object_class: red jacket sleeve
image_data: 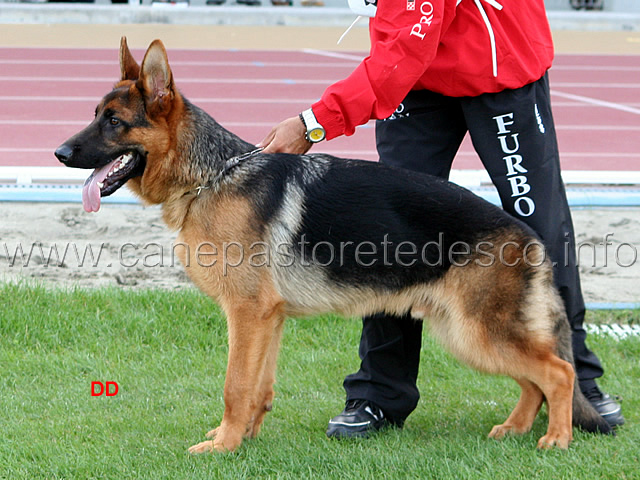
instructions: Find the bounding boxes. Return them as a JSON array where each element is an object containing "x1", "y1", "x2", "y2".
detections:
[{"x1": 312, "y1": 0, "x2": 457, "y2": 140}]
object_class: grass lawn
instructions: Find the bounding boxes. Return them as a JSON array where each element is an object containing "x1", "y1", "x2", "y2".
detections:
[{"x1": 0, "y1": 283, "x2": 638, "y2": 479}]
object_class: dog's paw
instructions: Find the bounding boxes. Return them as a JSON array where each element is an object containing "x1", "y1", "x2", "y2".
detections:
[
  {"x1": 188, "y1": 438, "x2": 239, "y2": 454},
  {"x1": 189, "y1": 427, "x2": 244, "y2": 454},
  {"x1": 488, "y1": 423, "x2": 531, "y2": 440},
  {"x1": 186, "y1": 426, "x2": 219, "y2": 455},
  {"x1": 488, "y1": 424, "x2": 510, "y2": 440},
  {"x1": 537, "y1": 432, "x2": 572, "y2": 450},
  {"x1": 188, "y1": 440, "x2": 215, "y2": 454},
  {"x1": 212, "y1": 430, "x2": 243, "y2": 452}
]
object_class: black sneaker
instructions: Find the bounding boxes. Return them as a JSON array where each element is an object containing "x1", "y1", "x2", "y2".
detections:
[
  {"x1": 583, "y1": 385, "x2": 625, "y2": 428},
  {"x1": 326, "y1": 400, "x2": 390, "y2": 438}
]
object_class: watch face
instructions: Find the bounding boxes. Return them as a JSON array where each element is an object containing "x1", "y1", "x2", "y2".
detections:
[{"x1": 308, "y1": 127, "x2": 325, "y2": 142}]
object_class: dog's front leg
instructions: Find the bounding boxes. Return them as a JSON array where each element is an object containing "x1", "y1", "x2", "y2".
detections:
[
  {"x1": 244, "y1": 314, "x2": 285, "y2": 439},
  {"x1": 189, "y1": 299, "x2": 284, "y2": 454}
]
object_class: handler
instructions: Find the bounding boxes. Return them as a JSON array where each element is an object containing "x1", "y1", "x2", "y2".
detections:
[{"x1": 258, "y1": 0, "x2": 624, "y2": 436}]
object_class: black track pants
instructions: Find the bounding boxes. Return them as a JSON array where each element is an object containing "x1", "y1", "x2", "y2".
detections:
[{"x1": 343, "y1": 73, "x2": 604, "y2": 425}]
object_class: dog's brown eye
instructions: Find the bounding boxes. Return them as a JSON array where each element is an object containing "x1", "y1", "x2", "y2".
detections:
[{"x1": 110, "y1": 117, "x2": 120, "y2": 126}]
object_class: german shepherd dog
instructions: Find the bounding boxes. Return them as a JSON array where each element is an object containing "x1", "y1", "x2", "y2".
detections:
[{"x1": 55, "y1": 38, "x2": 611, "y2": 453}]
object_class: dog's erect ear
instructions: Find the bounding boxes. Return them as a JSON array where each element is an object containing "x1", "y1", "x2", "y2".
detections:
[
  {"x1": 119, "y1": 37, "x2": 140, "y2": 81},
  {"x1": 138, "y1": 39, "x2": 174, "y2": 116}
]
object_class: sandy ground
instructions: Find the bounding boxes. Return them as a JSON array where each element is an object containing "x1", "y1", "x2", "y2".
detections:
[{"x1": 0, "y1": 202, "x2": 638, "y2": 303}]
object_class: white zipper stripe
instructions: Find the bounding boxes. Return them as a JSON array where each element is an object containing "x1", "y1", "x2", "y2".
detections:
[{"x1": 473, "y1": 0, "x2": 503, "y2": 78}]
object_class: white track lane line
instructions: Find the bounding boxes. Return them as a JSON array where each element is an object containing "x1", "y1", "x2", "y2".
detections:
[
  {"x1": 4, "y1": 77, "x2": 640, "y2": 89},
  {"x1": 553, "y1": 82, "x2": 640, "y2": 88},
  {"x1": 0, "y1": 76, "x2": 335, "y2": 85},
  {"x1": 0, "y1": 59, "x2": 358, "y2": 68},
  {"x1": 552, "y1": 90, "x2": 640, "y2": 116},
  {"x1": 302, "y1": 49, "x2": 364, "y2": 62},
  {"x1": 0, "y1": 96, "x2": 317, "y2": 104},
  {"x1": 552, "y1": 65, "x2": 640, "y2": 72}
]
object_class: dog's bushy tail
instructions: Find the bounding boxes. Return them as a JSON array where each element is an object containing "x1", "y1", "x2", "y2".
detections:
[
  {"x1": 553, "y1": 307, "x2": 613, "y2": 435},
  {"x1": 572, "y1": 384, "x2": 613, "y2": 435}
]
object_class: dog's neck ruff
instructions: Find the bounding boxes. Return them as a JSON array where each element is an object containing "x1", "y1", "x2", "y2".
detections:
[{"x1": 189, "y1": 147, "x2": 264, "y2": 196}]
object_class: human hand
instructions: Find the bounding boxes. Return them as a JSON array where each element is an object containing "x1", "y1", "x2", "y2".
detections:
[{"x1": 257, "y1": 116, "x2": 313, "y2": 155}]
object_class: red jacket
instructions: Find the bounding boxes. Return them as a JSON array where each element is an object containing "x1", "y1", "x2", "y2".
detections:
[{"x1": 312, "y1": 0, "x2": 555, "y2": 140}]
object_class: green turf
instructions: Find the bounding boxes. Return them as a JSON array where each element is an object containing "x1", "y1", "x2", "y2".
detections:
[{"x1": 0, "y1": 283, "x2": 637, "y2": 479}]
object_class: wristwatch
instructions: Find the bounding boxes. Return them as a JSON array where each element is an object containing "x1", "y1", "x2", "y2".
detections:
[{"x1": 300, "y1": 108, "x2": 326, "y2": 143}]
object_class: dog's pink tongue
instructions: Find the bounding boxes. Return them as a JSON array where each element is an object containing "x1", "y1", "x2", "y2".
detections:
[{"x1": 82, "y1": 162, "x2": 114, "y2": 213}]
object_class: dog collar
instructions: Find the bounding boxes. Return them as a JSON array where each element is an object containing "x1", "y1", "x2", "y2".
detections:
[{"x1": 190, "y1": 147, "x2": 264, "y2": 196}]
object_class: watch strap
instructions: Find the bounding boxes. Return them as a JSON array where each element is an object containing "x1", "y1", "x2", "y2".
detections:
[{"x1": 300, "y1": 108, "x2": 325, "y2": 143}]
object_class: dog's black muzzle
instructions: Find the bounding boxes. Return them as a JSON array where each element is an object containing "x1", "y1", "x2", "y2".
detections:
[{"x1": 54, "y1": 144, "x2": 75, "y2": 165}]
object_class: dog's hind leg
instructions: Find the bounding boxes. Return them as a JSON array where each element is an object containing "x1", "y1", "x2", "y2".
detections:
[
  {"x1": 526, "y1": 354, "x2": 575, "y2": 449},
  {"x1": 488, "y1": 349, "x2": 574, "y2": 449},
  {"x1": 487, "y1": 351, "x2": 574, "y2": 449},
  {"x1": 188, "y1": 297, "x2": 285, "y2": 454},
  {"x1": 489, "y1": 378, "x2": 544, "y2": 439},
  {"x1": 440, "y1": 247, "x2": 575, "y2": 448}
]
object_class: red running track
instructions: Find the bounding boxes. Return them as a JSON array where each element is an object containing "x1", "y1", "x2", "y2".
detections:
[{"x1": 0, "y1": 46, "x2": 639, "y2": 172}]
